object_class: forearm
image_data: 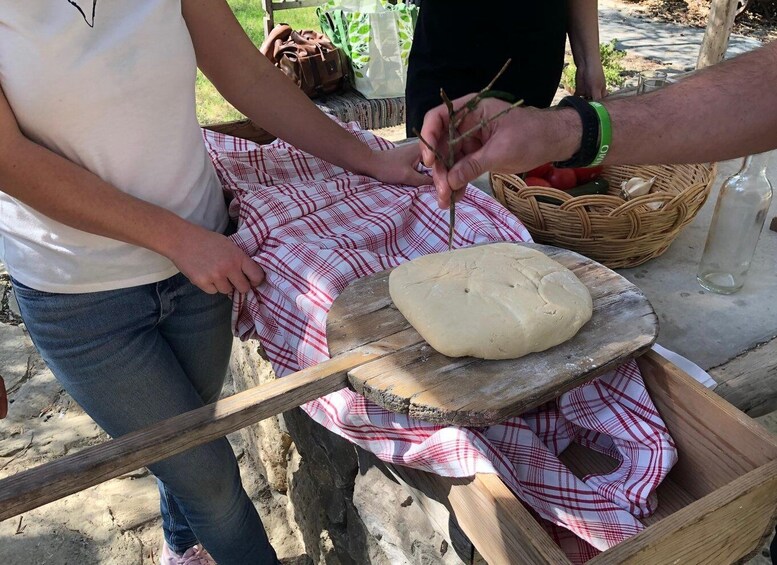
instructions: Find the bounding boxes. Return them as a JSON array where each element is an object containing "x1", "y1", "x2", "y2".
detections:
[
  {"x1": 603, "y1": 43, "x2": 777, "y2": 164},
  {"x1": 213, "y1": 57, "x2": 374, "y2": 172},
  {"x1": 567, "y1": 0, "x2": 601, "y2": 70},
  {"x1": 183, "y1": 0, "x2": 374, "y2": 174},
  {"x1": 0, "y1": 134, "x2": 196, "y2": 260}
]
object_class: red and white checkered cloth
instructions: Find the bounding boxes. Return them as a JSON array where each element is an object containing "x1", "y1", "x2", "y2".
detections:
[{"x1": 204, "y1": 123, "x2": 677, "y2": 563}]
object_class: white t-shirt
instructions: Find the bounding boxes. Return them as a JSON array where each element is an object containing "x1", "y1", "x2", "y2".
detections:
[{"x1": 0, "y1": 0, "x2": 228, "y2": 293}]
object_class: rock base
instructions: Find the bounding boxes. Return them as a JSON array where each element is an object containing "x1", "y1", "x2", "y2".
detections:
[{"x1": 230, "y1": 340, "x2": 475, "y2": 565}]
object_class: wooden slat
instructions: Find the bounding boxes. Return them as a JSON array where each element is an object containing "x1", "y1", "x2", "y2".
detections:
[
  {"x1": 0, "y1": 329, "x2": 423, "y2": 521},
  {"x1": 711, "y1": 336, "x2": 777, "y2": 417},
  {"x1": 390, "y1": 466, "x2": 572, "y2": 565},
  {"x1": 262, "y1": 0, "x2": 274, "y2": 37},
  {"x1": 637, "y1": 350, "x2": 777, "y2": 500},
  {"x1": 589, "y1": 460, "x2": 777, "y2": 565},
  {"x1": 201, "y1": 119, "x2": 276, "y2": 146},
  {"x1": 270, "y1": 0, "x2": 325, "y2": 10}
]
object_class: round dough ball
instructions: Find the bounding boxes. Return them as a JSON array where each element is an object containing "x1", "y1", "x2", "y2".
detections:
[{"x1": 388, "y1": 243, "x2": 593, "y2": 360}]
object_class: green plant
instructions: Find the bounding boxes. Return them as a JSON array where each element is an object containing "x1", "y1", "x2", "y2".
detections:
[{"x1": 562, "y1": 39, "x2": 627, "y2": 93}]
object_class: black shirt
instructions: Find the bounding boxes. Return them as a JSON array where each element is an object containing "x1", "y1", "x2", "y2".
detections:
[{"x1": 406, "y1": 0, "x2": 568, "y2": 134}]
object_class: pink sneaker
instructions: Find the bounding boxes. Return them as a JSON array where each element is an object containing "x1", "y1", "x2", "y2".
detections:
[{"x1": 160, "y1": 541, "x2": 217, "y2": 565}]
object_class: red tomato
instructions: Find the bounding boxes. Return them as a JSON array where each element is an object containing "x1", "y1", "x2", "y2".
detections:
[
  {"x1": 572, "y1": 165, "x2": 604, "y2": 184},
  {"x1": 523, "y1": 176, "x2": 552, "y2": 188},
  {"x1": 547, "y1": 168, "x2": 577, "y2": 191},
  {"x1": 525, "y1": 163, "x2": 553, "y2": 178}
]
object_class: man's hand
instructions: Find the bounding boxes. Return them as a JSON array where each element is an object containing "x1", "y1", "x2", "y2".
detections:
[
  {"x1": 167, "y1": 225, "x2": 265, "y2": 295},
  {"x1": 362, "y1": 143, "x2": 429, "y2": 187},
  {"x1": 419, "y1": 96, "x2": 580, "y2": 209}
]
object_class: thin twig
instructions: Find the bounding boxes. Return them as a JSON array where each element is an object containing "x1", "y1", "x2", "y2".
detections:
[
  {"x1": 440, "y1": 88, "x2": 458, "y2": 250},
  {"x1": 412, "y1": 128, "x2": 445, "y2": 164},
  {"x1": 440, "y1": 88, "x2": 457, "y2": 169},
  {"x1": 418, "y1": 60, "x2": 521, "y2": 252},
  {"x1": 480, "y1": 59, "x2": 512, "y2": 96},
  {"x1": 449, "y1": 100, "x2": 523, "y2": 149},
  {"x1": 452, "y1": 58, "x2": 513, "y2": 130}
]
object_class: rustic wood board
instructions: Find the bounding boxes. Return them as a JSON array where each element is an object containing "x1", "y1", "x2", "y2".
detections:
[{"x1": 326, "y1": 243, "x2": 658, "y2": 426}]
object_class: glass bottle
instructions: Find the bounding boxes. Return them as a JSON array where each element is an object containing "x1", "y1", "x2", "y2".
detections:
[{"x1": 697, "y1": 152, "x2": 773, "y2": 294}]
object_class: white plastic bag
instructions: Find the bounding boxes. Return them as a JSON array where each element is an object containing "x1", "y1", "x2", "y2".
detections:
[{"x1": 318, "y1": 0, "x2": 417, "y2": 99}]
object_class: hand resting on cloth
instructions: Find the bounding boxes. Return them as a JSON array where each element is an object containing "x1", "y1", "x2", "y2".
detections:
[{"x1": 203, "y1": 121, "x2": 677, "y2": 563}]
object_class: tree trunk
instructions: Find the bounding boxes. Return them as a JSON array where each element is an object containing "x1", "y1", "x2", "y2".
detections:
[{"x1": 697, "y1": 0, "x2": 740, "y2": 68}]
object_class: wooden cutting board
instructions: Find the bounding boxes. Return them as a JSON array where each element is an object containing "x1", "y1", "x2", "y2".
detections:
[{"x1": 326, "y1": 243, "x2": 658, "y2": 426}]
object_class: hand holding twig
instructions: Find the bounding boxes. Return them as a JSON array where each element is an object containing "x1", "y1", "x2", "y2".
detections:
[{"x1": 414, "y1": 59, "x2": 522, "y2": 251}]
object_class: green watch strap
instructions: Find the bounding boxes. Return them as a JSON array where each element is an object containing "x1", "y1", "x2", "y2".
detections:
[{"x1": 588, "y1": 101, "x2": 612, "y2": 167}]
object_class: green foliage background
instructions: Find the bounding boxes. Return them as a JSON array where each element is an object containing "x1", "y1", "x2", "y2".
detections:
[
  {"x1": 561, "y1": 39, "x2": 627, "y2": 94},
  {"x1": 196, "y1": 3, "x2": 318, "y2": 124}
]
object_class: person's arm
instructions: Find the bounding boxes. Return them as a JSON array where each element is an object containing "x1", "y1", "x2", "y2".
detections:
[
  {"x1": 181, "y1": 0, "x2": 427, "y2": 187},
  {"x1": 420, "y1": 41, "x2": 777, "y2": 207},
  {"x1": 567, "y1": 0, "x2": 607, "y2": 100},
  {"x1": 0, "y1": 86, "x2": 264, "y2": 295}
]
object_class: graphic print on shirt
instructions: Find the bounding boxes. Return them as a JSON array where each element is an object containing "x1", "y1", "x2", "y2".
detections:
[{"x1": 67, "y1": 0, "x2": 98, "y2": 28}]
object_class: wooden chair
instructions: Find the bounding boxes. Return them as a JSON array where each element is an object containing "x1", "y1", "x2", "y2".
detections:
[
  {"x1": 262, "y1": 0, "x2": 321, "y2": 38},
  {"x1": 261, "y1": 0, "x2": 399, "y2": 37},
  {"x1": 259, "y1": 0, "x2": 406, "y2": 131}
]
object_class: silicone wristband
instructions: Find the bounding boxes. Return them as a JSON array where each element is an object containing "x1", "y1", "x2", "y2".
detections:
[
  {"x1": 553, "y1": 96, "x2": 600, "y2": 169},
  {"x1": 588, "y1": 101, "x2": 612, "y2": 167}
]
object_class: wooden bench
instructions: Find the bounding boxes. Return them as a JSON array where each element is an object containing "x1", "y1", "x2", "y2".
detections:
[
  {"x1": 262, "y1": 0, "x2": 399, "y2": 37},
  {"x1": 258, "y1": 0, "x2": 406, "y2": 131}
]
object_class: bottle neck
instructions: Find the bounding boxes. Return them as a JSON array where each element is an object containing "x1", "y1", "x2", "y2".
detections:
[{"x1": 738, "y1": 151, "x2": 771, "y2": 175}]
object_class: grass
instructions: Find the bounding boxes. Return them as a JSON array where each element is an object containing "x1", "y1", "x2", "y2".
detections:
[{"x1": 195, "y1": 3, "x2": 320, "y2": 124}]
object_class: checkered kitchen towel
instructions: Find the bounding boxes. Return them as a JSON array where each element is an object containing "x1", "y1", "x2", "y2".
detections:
[{"x1": 204, "y1": 123, "x2": 677, "y2": 562}]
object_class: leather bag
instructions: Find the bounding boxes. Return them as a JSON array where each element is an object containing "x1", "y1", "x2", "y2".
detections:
[{"x1": 260, "y1": 24, "x2": 348, "y2": 98}]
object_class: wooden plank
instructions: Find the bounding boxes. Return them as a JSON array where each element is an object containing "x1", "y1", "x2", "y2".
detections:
[
  {"x1": 697, "y1": 0, "x2": 739, "y2": 69},
  {"x1": 0, "y1": 329, "x2": 423, "y2": 521},
  {"x1": 262, "y1": 0, "x2": 274, "y2": 38},
  {"x1": 390, "y1": 466, "x2": 572, "y2": 565},
  {"x1": 328, "y1": 243, "x2": 658, "y2": 426},
  {"x1": 588, "y1": 460, "x2": 777, "y2": 565},
  {"x1": 710, "y1": 336, "x2": 777, "y2": 417},
  {"x1": 271, "y1": 0, "x2": 325, "y2": 10},
  {"x1": 638, "y1": 350, "x2": 777, "y2": 500},
  {"x1": 201, "y1": 119, "x2": 277, "y2": 146}
]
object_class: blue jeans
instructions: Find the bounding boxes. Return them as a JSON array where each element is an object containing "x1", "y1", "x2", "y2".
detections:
[{"x1": 12, "y1": 273, "x2": 278, "y2": 565}]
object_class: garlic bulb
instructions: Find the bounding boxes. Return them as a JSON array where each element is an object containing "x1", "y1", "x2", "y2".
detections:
[{"x1": 620, "y1": 176, "x2": 656, "y2": 200}]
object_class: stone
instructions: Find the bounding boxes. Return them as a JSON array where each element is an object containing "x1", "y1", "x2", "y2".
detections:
[
  {"x1": 229, "y1": 340, "x2": 478, "y2": 565},
  {"x1": 353, "y1": 452, "x2": 468, "y2": 565}
]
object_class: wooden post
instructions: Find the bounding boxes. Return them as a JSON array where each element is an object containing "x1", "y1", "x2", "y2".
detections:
[
  {"x1": 262, "y1": 0, "x2": 274, "y2": 38},
  {"x1": 697, "y1": 0, "x2": 740, "y2": 69}
]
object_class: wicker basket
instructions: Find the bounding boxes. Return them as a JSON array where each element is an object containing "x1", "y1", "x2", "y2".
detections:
[{"x1": 491, "y1": 163, "x2": 717, "y2": 268}]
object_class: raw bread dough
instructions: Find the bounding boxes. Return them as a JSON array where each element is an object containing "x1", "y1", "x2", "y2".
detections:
[{"x1": 388, "y1": 243, "x2": 593, "y2": 360}]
